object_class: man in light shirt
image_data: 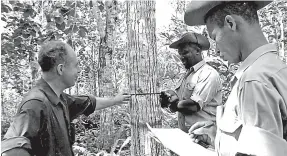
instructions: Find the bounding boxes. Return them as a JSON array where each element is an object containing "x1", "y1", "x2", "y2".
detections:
[
  {"x1": 185, "y1": 1, "x2": 287, "y2": 155},
  {"x1": 160, "y1": 32, "x2": 222, "y2": 135}
]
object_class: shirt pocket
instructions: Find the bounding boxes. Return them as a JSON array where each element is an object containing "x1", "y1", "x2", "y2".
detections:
[
  {"x1": 217, "y1": 111, "x2": 243, "y2": 156},
  {"x1": 175, "y1": 76, "x2": 184, "y2": 90},
  {"x1": 182, "y1": 82, "x2": 195, "y2": 100},
  {"x1": 217, "y1": 106, "x2": 243, "y2": 135}
]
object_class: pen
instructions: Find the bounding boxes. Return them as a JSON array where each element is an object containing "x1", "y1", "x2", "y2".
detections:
[{"x1": 188, "y1": 122, "x2": 215, "y2": 148}]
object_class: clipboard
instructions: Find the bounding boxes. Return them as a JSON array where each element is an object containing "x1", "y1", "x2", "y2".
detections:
[{"x1": 146, "y1": 123, "x2": 216, "y2": 156}]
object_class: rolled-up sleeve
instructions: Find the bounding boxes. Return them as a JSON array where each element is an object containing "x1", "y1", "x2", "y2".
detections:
[
  {"x1": 239, "y1": 80, "x2": 285, "y2": 138},
  {"x1": 190, "y1": 68, "x2": 221, "y2": 109},
  {"x1": 236, "y1": 125, "x2": 287, "y2": 156},
  {"x1": 64, "y1": 93, "x2": 97, "y2": 120},
  {"x1": 2, "y1": 100, "x2": 45, "y2": 154}
]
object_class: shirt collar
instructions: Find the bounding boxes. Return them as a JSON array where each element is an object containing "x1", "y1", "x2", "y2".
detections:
[
  {"x1": 192, "y1": 60, "x2": 205, "y2": 72},
  {"x1": 36, "y1": 78, "x2": 63, "y2": 105},
  {"x1": 235, "y1": 43, "x2": 277, "y2": 80}
]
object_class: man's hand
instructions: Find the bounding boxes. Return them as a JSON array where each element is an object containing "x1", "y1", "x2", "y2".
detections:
[
  {"x1": 96, "y1": 93, "x2": 131, "y2": 110},
  {"x1": 159, "y1": 91, "x2": 170, "y2": 108},
  {"x1": 188, "y1": 121, "x2": 216, "y2": 147},
  {"x1": 165, "y1": 90, "x2": 179, "y2": 103},
  {"x1": 113, "y1": 93, "x2": 131, "y2": 105},
  {"x1": 159, "y1": 90, "x2": 179, "y2": 112}
]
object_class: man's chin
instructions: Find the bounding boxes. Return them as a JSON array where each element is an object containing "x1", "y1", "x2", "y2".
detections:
[{"x1": 67, "y1": 81, "x2": 76, "y2": 88}]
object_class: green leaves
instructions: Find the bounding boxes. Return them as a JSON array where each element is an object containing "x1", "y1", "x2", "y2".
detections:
[
  {"x1": 71, "y1": 25, "x2": 78, "y2": 32},
  {"x1": 1, "y1": 16, "x2": 6, "y2": 22},
  {"x1": 64, "y1": 27, "x2": 72, "y2": 34},
  {"x1": 45, "y1": 13, "x2": 52, "y2": 22},
  {"x1": 22, "y1": 5, "x2": 35, "y2": 18},
  {"x1": 22, "y1": 32, "x2": 30, "y2": 38},
  {"x1": 14, "y1": 36, "x2": 22, "y2": 47},
  {"x1": 60, "y1": 6, "x2": 70, "y2": 16},
  {"x1": 89, "y1": 0, "x2": 93, "y2": 8},
  {"x1": 23, "y1": 8, "x2": 32, "y2": 18},
  {"x1": 1, "y1": 3, "x2": 12, "y2": 13},
  {"x1": 54, "y1": 15, "x2": 64, "y2": 24},
  {"x1": 5, "y1": 58, "x2": 11, "y2": 63},
  {"x1": 56, "y1": 22, "x2": 66, "y2": 31},
  {"x1": 53, "y1": 10, "x2": 65, "y2": 24},
  {"x1": 67, "y1": 39, "x2": 73, "y2": 46},
  {"x1": 78, "y1": 26, "x2": 88, "y2": 37},
  {"x1": 98, "y1": 4, "x2": 104, "y2": 12}
]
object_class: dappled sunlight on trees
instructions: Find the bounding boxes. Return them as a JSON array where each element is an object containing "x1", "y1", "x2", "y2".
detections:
[{"x1": 1, "y1": 0, "x2": 286, "y2": 156}]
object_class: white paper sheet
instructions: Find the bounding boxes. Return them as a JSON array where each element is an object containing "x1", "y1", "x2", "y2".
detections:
[{"x1": 146, "y1": 123, "x2": 217, "y2": 156}]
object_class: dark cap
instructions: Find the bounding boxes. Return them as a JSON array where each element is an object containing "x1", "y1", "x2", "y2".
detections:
[
  {"x1": 184, "y1": 1, "x2": 272, "y2": 26},
  {"x1": 169, "y1": 32, "x2": 210, "y2": 50}
]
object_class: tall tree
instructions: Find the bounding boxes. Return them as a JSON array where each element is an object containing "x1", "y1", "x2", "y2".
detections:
[
  {"x1": 126, "y1": 1, "x2": 163, "y2": 155},
  {"x1": 95, "y1": 0, "x2": 118, "y2": 150}
]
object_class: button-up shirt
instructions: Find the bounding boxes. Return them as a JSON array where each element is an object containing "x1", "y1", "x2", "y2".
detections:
[
  {"x1": 1, "y1": 78, "x2": 97, "y2": 156},
  {"x1": 216, "y1": 44, "x2": 287, "y2": 156},
  {"x1": 175, "y1": 60, "x2": 222, "y2": 126}
]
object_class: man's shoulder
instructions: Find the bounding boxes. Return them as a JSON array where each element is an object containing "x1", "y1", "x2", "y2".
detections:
[
  {"x1": 242, "y1": 53, "x2": 287, "y2": 84},
  {"x1": 17, "y1": 87, "x2": 49, "y2": 113},
  {"x1": 22, "y1": 87, "x2": 47, "y2": 103},
  {"x1": 198, "y1": 63, "x2": 221, "y2": 79}
]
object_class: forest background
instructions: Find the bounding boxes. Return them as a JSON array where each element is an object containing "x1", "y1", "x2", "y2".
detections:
[{"x1": 1, "y1": 0, "x2": 286, "y2": 155}]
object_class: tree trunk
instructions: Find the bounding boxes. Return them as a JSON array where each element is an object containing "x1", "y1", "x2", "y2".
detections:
[
  {"x1": 279, "y1": 12, "x2": 285, "y2": 63},
  {"x1": 1, "y1": 91, "x2": 5, "y2": 116},
  {"x1": 97, "y1": 0, "x2": 118, "y2": 150},
  {"x1": 126, "y1": 1, "x2": 163, "y2": 155}
]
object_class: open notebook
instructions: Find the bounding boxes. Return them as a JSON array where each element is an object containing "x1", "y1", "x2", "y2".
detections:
[{"x1": 146, "y1": 123, "x2": 217, "y2": 156}]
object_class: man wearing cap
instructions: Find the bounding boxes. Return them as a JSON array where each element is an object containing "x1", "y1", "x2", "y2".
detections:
[
  {"x1": 185, "y1": 1, "x2": 287, "y2": 156},
  {"x1": 159, "y1": 32, "x2": 222, "y2": 134}
]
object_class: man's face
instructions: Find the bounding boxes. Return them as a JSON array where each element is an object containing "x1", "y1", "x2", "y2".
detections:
[
  {"x1": 178, "y1": 44, "x2": 198, "y2": 69},
  {"x1": 61, "y1": 45, "x2": 80, "y2": 88},
  {"x1": 206, "y1": 20, "x2": 241, "y2": 63}
]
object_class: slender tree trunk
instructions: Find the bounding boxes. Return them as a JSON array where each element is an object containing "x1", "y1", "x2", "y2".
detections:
[
  {"x1": 127, "y1": 1, "x2": 163, "y2": 155},
  {"x1": 279, "y1": 12, "x2": 285, "y2": 63},
  {"x1": 97, "y1": 0, "x2": 118, "y2": 150},
  {"x1": 92, "y1": 43, "x2": 98, "y2": 96},
  {"x1": 1, "y1": 91, "x2": 5, "y2": 116}
]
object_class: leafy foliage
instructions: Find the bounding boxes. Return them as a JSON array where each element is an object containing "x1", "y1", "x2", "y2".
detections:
[{"x1": 1, "y1": 0, "x2": 286, "y2": 156}]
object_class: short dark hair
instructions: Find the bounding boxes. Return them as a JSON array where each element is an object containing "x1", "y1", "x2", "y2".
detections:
[
  {"x1": 204, "y1": 1, "x2": 259, "y2": 28},
  {"x1": 38, "y1": 40, "x2": 68, "y2": 72}
]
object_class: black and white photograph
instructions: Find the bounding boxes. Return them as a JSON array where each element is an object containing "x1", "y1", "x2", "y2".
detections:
[{"x1": 1, "y1": 0, "x2": 287, "y2": 156}]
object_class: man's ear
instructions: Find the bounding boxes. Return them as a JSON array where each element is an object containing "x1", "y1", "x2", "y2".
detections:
[
  {"x1": 224, "y1": 15, "x2": 236, "y2": 31},
  {"x1": 56, "y1": 64, "x2": 64, "y2": 75}
]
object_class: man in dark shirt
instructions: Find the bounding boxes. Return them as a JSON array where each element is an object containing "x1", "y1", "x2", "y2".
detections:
[{"x1": 1, "y1": 40, "x2": 131, "y2": 156}]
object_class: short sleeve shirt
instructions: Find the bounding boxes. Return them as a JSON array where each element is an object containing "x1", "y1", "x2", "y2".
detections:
[
  {"x1": 2, "y1": 78, "x2": 97, "y2": 156},
  {"x1": 216, "y1": 44, "x2": 287, "y2": 156},
  {"x1": 175, "y1": 60, "x2": 222, "y2": 126}
]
